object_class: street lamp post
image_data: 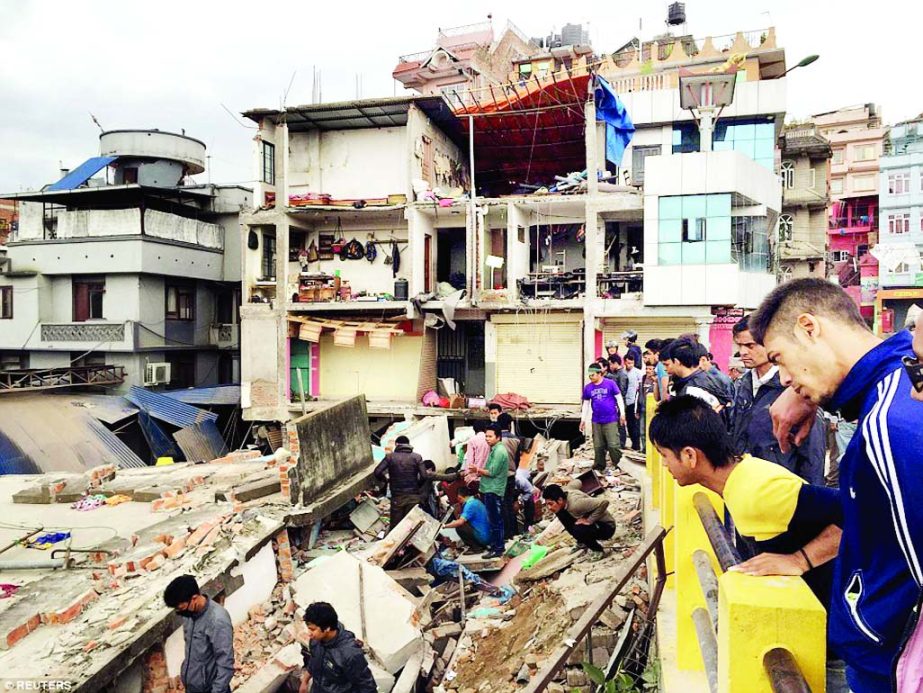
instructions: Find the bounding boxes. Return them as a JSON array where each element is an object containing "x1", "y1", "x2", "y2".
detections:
[{"x1": 778, "y1": 54, "x2": 819, "y2": 79}]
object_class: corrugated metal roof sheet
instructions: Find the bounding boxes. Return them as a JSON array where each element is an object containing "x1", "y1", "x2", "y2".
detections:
[
  {"x1": 46, "y1": 156, "x2": 117, "y2": 191},
  {"x1": 138, "y1": 412, "x2": 182, "y2": 461},
  {"x1": 125, "y1": 386, "x2": 218, "y2": 428},
  {"x1": 163, "y1": 386, "x2": 241, "y2": 407},
  {"x1": 51, "y1": 394, "x2": 139, "y2": 425},
  {"x1": 173, "y1": 421, "x2": 228, "y2": 462},
  {"x1": 0, "y1": 395, "x2": 144, "y2": 474}
]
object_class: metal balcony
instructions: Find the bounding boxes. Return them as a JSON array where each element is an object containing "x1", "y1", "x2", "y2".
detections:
[{"x1": 0, "y1": 365, "x2": 126, "y2": 393}]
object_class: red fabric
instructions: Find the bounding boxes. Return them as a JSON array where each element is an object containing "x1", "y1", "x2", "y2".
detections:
[{"x1": 490, "y1": 393, "x2": 532, "y2": 411}]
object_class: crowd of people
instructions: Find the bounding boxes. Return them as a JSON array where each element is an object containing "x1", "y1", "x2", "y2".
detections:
[{"x1": 162, "y1": 280, "x2": 923, "y2": 693}]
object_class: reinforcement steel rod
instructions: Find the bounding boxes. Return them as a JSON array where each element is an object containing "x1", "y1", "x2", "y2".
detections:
[
  {"x1": 692, "y1": 549, "x2": 720, "y2": 628},
  {"x1": 693, "y1": 607, "x2": 719, "y2": 693},
  {"x1": 764, "y1": 648, "x2": 812, "y2": 693},
  {"x1": 693, "y1": 492, "x2": 741, "y2": 571}
]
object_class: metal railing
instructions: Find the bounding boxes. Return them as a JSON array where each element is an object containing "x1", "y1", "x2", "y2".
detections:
[
  {"x1": 41, "y1": 322, "x2": 127, "y2": 343},
  {"x1": 829, "y1": 214, "x2": 876, "y2": 229},
  {"x1": 0, "y1": 365, "x2": 126, "y2": 393}
]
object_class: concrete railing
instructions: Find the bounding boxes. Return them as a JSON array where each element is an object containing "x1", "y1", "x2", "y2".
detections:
[{"x1": 643, "y1": 394, "x2": 827, "y2": 693}]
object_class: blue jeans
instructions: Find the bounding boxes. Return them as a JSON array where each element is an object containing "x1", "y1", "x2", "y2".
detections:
[{"x1": 482, "y1": 492, "x2": 505, "y2": 554}]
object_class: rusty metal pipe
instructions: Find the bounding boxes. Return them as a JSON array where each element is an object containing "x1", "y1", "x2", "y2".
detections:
[
  {"x1": 764, "y1": 647, "x2": 812, "y2": 693},
  {"x1": 693, "y1": 492, "x2": 741, "y2": 571},
  {"x1": 693, "y1": 607, "x2": 719, "y2": 693},
  {"x1": 692, "y1": 549, "x2": 720, "y2": 628}
]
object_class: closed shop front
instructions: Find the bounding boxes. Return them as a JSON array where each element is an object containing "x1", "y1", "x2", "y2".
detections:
[
  {"x1": 494, "y1": 314, "x2": 583, "y2": 404},
  {"x1": 601, "y1": 317, "x2": 698, "y2": 353}
]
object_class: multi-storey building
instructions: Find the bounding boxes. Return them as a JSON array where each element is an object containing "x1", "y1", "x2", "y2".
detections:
[
  {"x1": 0, "y1": 130, "x2": 251, "y2": 390},
  {"x1": 239, "y1": 26, "x2": 787, "y2": 423},
  {"x1": 813, "y1": 104, "x2": 887, "y2": 321},
  {"x1": 875, "y1": 115, "x2": 923, "y2": 333},
  {"x1": 778, "y1": 124, "x2": 831, "y2": 280}
]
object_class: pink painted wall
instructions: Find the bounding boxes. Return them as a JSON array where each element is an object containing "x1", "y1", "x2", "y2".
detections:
[{"x1": 708, "y1": 322, "x2": 735, "y2": 373}]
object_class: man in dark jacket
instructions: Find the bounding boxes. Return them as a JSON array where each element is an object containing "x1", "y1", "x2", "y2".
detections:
[
  {"x1": 663, "y1": 339, "x2": 733, "y2": 412},
  {"x1": 164, "y1": 575, "x2": 234, "y2": 693},
  {"x1": 729, "y1": 316, "x2": 825, "y2": 485},
  {"x1": 374, "y1": 435, "x2": 426, "y2": 528},
  {"x1": 299, "y1": 602, "x2": 377, "y2": 693},
  {"x1": 542, "y1": 480, "x2": 616, "y2": 555}
]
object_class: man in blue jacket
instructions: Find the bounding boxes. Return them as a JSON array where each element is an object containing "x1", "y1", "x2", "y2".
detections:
[
  {"x1": 299, "y1": 602, "x2": 377, "y2": 693},
  {"x1": 750, "y1": 278, "x2": 923, "y2": 693},
  {"x1": 729, "y1": 315, "x2": 826, "y2": 485}
]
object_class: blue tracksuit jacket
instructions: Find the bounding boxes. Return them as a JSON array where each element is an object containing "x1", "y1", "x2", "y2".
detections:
[{"x1": 827, "y1": 330, "x2": 923, "y2": 691}]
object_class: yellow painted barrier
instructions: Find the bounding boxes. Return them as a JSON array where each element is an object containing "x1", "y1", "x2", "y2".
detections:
[
  {"x1": 674, "y1": 484, "x2": 723, "y2": 671},
  {"x1": 717, "y1": 571, "x2": 826, "y2": 693},
  {"x1": 645, "y1": 394, "x2": 660, "y2": 509},
  {"x1": 659, "y1": 469, "x2": 676, "y2": 589}
]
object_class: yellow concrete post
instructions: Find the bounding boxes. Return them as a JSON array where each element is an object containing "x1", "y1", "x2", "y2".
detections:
[
  {"x1": 718, "y1": 572, "x2": 826, "y2": 693},
  {"x1": 674, "y1": 484, "x2": 723, "y2": 670},
  {"x1": 659, "y1": 469, "x2": 676, "y2": 589},
  {"x1": 645, "y1": 393, "x2": 660, "y2": 509}
]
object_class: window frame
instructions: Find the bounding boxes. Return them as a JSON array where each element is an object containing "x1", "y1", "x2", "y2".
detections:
[
  {"x1": 780, "y1": 160, "x2": 795, "y2": 190},
  {"x1": 261, "y1": 141, "x2": 276, "y2": 185},
  {"x1": 888, "y1": 172, "x2": 911, "y2": 195},
  {"x1": 854, "y1": 144, "x2": 876, "y2": 162},
  {"x1": 73, "y1": 277, "x2": 106, "y2": 322},
  {"x1": 682, "y1": 217, "x2": 707, "y2": 243},
  {"x1": 889, "y1": 213, "x2": 911, "y2": 235},
  {"x1": 832, "y1": 148, "x2": 844, "y2": 165},
  {"x1": 165, "y1": 284, "x2": 196, "y2": 321},
  {"x1": 778, "y1": 214, "x2": 794, "y2": 242},
  {"x1": 261, "y1": 234, "x2": 277, "y2": 280},
  {"x1": 830, "y1": 178, "x2": 844, "y2": 195},
  {"x1": 0, "y1": 286, "x2": 11, "y2": 320}
]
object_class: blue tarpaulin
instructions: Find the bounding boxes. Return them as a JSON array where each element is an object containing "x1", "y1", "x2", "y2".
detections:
[
  {"x1": 594, "y1": 76, "x2": 635, "y2": 167},
  {"x1": 46, "y1": 156, "x2": 116, "y2": 191}
]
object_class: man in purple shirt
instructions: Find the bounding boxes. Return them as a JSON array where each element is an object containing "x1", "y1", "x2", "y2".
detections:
[{"x1": 580, "y1": 364, "x2": 627, "y2": 470}]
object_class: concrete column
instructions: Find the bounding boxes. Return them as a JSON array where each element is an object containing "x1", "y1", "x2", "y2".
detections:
[{"x1": 584, "y1": 100, "x2": 601, "y2": 368}]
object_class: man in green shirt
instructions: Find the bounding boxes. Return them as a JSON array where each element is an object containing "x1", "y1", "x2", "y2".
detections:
[{"x1": 476, "y1": 423, "x2": 509, "y2": 558}]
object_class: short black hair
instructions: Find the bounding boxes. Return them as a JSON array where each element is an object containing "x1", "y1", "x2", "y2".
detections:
[
  {"x1": 624, "y1": 354, "x2": 636, "y2": 363},
  {"x1": 304, "y1": 602, "x2": 338, "y2": 631},
  {"x1": 542, "y1": 484, "x2": 566, "y2": 501},
  {"x1": 487, "y1": 403, "x2": 503, "y2": 412},
  {"x1": 485, "y1": 423, "x2": 503, "y2": 437},
  {"x1": 472, "y1": 420, "x2": 487, "y2": 433},
  {"x1": 644, "y1": 338, "x2": 663, "y2": 352},
  {"x1": 424, "y1": 460, "x2": 436, "y2": 471},
  {"x1": 693, "y1": 343, "x2": 709, "y2": 361},
  {"x1": 749, "y1": 278, "x2": 867, "y2": 345},
  {"x1": 732, "y1": 315, "x2": 751, "y2": 336},
  {"x1": 457, "y1": 485, "x2": 474, "y2": 498},
  {"x1": 667, "y1": 339, "x2": 700, "y2": 368},
  {"x1": 395, "y1": 435, "x2": 410, "y2": 445},
  {"x1": 649, "y1": 396, "x2": 735, "y2": 468},
  {"x1": 164, "y1": 574, "x2": 199, "y2": 607},
  {"x1": 608, "y1": 354, "x2": 623, "y2": 365}
]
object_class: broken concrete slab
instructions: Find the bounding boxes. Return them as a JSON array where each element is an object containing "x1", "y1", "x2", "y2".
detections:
[
  {"x1": 292, "y1": 551, "x2": 422, "y2": 674},
  {"x1": 515, "y1": 547, "x2": 580, "y2": 583},
  {"x1": 368, "y1": 506, "x2": 441, "y2": 568},
  {"x1": 217, "y1": 473, "x2": 281, "y2": 502},
  {"x1": 233, "y1": 642, "x2": 301, "y2": 693},
  {"x1": 455, "y1": 554, "x2": 506, "y2": 573},
  {"x1": 350, "y1": 499, "x2": 382, "y2": 534}
]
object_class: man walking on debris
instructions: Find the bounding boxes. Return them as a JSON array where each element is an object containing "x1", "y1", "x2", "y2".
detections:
[
  {"x1": 475, "y1": 423, "x2": 510, "y2": 558},
  {"x1": 374, "y1": 435, "x2": 426, "y2": 528},
  {"x1": 542, "y1": 481, "x2": 616, "y2": 556},
  {"x1": 582, "y1": 363, "x2": 626, "y2": 471},
  {"x1": 299, "y1": 601, "x2": 377, "y2": 693},
  {"x1": 622, "y1": 354, "x2": 645, "y2": 452},
  {"x1": 442, "y1": 485, "x2": 490, "y2": 551},
  {"x1": 163, "y1": 574, "x2": 234, "y2": 693}
]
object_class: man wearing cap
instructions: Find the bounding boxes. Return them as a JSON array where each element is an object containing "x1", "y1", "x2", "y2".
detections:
[
  {"x1": 622, "y1": 330, "x2": 643, "y2": 370},
  {"x1": 604, "y1": 340, "x2": 620, "y2": 358},
  {"x1": 581, "y1": 364, "x2": 626, "y2": 471}
]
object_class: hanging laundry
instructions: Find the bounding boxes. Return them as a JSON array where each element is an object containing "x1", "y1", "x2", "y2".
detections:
[
  {"x1": 25, "y1": 531, "x2": 71, "y2": 550},
  {"x1": 391, "y1": 240, "x2": 401, "y2": 277}
]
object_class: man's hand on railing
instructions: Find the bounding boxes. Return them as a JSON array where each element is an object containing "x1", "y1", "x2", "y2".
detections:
[{"x1": 729, "y1": 552, "x2": 807, "y2": 577}]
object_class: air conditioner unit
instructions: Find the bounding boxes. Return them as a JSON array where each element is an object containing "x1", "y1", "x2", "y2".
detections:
[{"x1": 144, "y1": 362, "x2": 171, "y2": 386}]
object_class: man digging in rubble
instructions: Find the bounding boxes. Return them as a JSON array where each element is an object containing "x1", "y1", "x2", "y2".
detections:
[
  {"x1": 163, "y1": 574, "x2": 234, "y2": 693},
  {"x1": 541, "y1": 481, "x2": 616, "y2": 558},
  {"x1": 299, "y1": 601, "x2": 377, "y2": 693},
  {"x1": 374, "y1": 435, "x2": 427, "y2": 528}
]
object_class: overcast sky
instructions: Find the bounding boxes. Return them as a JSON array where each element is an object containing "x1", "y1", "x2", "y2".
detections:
[{"x1": 1, "y1": 1, "x2": 918, "y2": 192}]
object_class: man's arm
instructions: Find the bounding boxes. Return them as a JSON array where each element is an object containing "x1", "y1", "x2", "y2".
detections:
[
  {"x1": 208, "y1": 613, "x2": 236, "y2": 693},
  {"x1": 770, "y1": 388, "x2": 819, "y2": 453},
  {"x1": 731, "y1": 524, "x2": 842, "y2": 576},
  {"x1": 580, "y1": 400, "x2": 591, "y2": 432},
  {"x1": 615, "y1": 393, "x2": 626, "y2": 424},
  {"x1": 298, "y1": 670, "x2": 311, "y2": 693},
  {"x1": 582, "y1": 497, "x2": 610, "y2": 525},
  {"x1": 373, "y1": 456, "x2": 390, "y2": 482}
]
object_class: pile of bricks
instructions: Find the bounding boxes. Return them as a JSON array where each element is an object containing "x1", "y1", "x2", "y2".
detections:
[
  {"x1": 211, "y1": 450, "x2": 263, "y2": 465},
  {"x1": 88, "y1": 464, "x2": 117, "y2": 489},
  {"x1": 274, "y1": 529, "x2": 295, "y2": 583},
  {"x1": 230, "y1": 582, "x2": 303, "y2": 689}
]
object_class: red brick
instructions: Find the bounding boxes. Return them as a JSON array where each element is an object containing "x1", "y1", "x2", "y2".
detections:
[
  {"x1": 140, "y1": 549, "x2": 166, "y2": 570},
  {"x1": 47, "y1": 588, "x2": 98, "y2": 625},
  {"x1": 3, "y1": 613, "x2": 41, "y2": 649},
  {"x1": 84, "y1": 640, "x2": 99, "y2": 653},
  {"x1": 194, "y1": 526, "x2": 222, "y2": 554},
  {"x1": 164, "y1": 536, "x2": 187, "y2": 559},
  {"x1": 153, "y1": 533, "x2": 174, "y2": 546},
  {"x1": 186, "y1": 521, "x2": 217, "y2": 547},
  {"x1": 108, "y1": 615, "x2": 128, "y2": 630},
  {"x1": 145, "y1": 554, "x2": 166, "y2": 571}
]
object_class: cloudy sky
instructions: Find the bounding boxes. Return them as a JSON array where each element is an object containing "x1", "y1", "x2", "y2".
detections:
[{"x1": 0, "y1": 1, "x2": 917, "y2": 192}]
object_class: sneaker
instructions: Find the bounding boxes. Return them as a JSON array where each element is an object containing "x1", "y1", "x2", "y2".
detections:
[
  {"x1": 586, "y1": 551, "x2": 606, "y2": 562},
  {"x1": 481, "y1": 550, "x2": 503, "y2": 559}
]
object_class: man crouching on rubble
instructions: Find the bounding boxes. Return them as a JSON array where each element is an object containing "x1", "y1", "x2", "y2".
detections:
[
  {"x1": 164, "y1": 574, "x2": 234, "y2": 693},
  {"x1": 542, "y1": 481, "x2": 616, "y2": 557},
  {"x1": 299, "y1": 601, "x2": 377, "y2": 693}
]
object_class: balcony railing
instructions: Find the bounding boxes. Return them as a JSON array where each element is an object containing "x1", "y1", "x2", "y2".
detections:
[
  {"x1": 0, "y1": 365, "x2": 126, "y2": 394},
  {"x1": 829, "y1": 215, "x2": 876, "y2": 230},
  {"x1": 41, "y1": 322, "x2": 126, "y2": 343}
]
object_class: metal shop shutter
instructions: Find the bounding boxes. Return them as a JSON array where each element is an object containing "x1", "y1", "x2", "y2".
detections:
[
  {"x1": 495, "y1": 318, "x2": 583, "y2": 404},
  {"x1": 602, "y1": 318, "x2": 698, "y2": 350}
]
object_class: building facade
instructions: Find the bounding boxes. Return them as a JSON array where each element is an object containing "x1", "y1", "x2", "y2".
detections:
[
  {"x1": 239, "y1": 27, "x2": 787, "y2": 423},
  {"x1": 875, "y1": 116, "x2": 923, "y2": 333},
  {"x1": 0, "y1": 130, "x2": 251, "y2": 390},
  {"x1": 813, "y1": 104, "x2": 887, "y2": 321}
]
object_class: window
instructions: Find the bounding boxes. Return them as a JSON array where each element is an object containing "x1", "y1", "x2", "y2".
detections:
[
  {"x1": 73, "y1": 277, "x2": 105, "y2": 322},
  {"x1": 518, "y1": 63, "x2": 532, "y2": 78},
  {"x1": 166, "y1": 285, "x2": 195, "y2": 321},
  {"x1": 854, "y1": 144, "x2": 876, "y2": 161},
  {"x1": 830, "y1": 178, "x2": 844, "y2": 195},
  {"x1": 682, "y1": 218, "x2": 706, "y2": 242},
  {"x1": 853, "y1": 175, "x2": 876, "y2": 192},
  {"x1": 895, "y1": 261, "x2": 911, "y2": 274},
  {"x1": 673, "y1": 118, "x2": 775, "y2": 170},
  {"x1": 122, "y1": 167, "x2": 138, "y2": 184},
  {"x1": 261, "y1": 234, "x2": 277, "y2": 280},
  {"x1": 888, "y1": 172, "x2": 911, "y2": 195},
  {"x1": 780, "y1": 160, "x2": 795, "y2": 189},
  {"x1": 778, "y1": 214, "x2": 794, "y2": 242},
  {"x1": 889, "y1": 213, "x2": 911, "y2": 235},
  {"x1": 631, "y1": 145, "x2": 661, "y2": 186},
  {"x1": 261, "y1": 141, "x2": 275, "y2": 185},
  {"x1": 831, "y1": 250, "x2": 849, "y2": 263},
  {"x1": 0, "y1": 286, "x2": 11, "y2": 319},
  {"x1": 832, "y1": 148, "x2": 844, "y2": 165},
  {"x1": 857, "y1": 244, "x2": 869, "y2": 258}
]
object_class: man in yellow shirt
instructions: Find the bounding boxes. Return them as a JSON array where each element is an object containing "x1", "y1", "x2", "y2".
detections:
[{"x1": 648, "y1": 395, "x2": 842, "y2": 604}]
